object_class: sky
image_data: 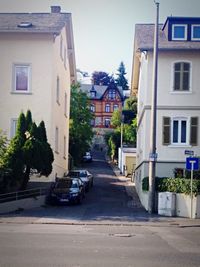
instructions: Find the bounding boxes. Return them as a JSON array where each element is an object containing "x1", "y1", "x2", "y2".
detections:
[{"x1": 0, "y1": 0, "x2": 200, "y2": 83}]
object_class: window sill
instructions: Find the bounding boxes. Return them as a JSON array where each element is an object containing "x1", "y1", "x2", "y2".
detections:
[
  {"x1": 170, "y1": 91, "x2": 192, "y2": 95},
  {"x1": 168, "y1": 144, "x2": 192, "y2": 148},
  {"x1": 11, "y1": 91, "x2": 32, "y2": 95}
]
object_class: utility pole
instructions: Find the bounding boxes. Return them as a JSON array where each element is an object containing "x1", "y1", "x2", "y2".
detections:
[
  {"x1": 120, "y1": 113, "x2": 124, "y2": 174},
  {"x1": 148, "y1": 1, "x2": 159, "y2": 214}
]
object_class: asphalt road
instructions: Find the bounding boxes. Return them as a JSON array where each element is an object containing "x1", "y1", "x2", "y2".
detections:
[{"x1": 0, "y1": 149, "x2": 200, "y2": 266}]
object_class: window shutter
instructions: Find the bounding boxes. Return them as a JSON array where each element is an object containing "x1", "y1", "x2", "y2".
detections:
[
  {"x1": 163, "y1": 117, "x2": 171, "y2": 145},
  {"x1": 190, "y1": 117, "x2": 198, "y2": 146}
]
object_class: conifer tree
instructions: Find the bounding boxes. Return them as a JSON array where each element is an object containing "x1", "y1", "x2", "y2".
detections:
[{"x1": 115, "y1": 61, "x2": 129, "y2": 90}]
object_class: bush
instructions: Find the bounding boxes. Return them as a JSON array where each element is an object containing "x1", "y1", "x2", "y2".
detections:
[{"x1": 142, "y1": 176, "x2": 200, "y2": 196}]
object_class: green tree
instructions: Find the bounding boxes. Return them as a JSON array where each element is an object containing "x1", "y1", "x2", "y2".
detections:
[
  {"x1": 3, "y1": 110, "x2": 54, "y2": 190},
  {"x1": 69, "y1": 84, "x2": 94, "y2": 165},
  {"x1": 115, "y1": 61, "x2": 129, "y2": 90},
  {"x1": 92, "y1": 71, "x2": 111, "y2": 85},
  {"x1": 0, "y1": 129, "x2": 7, "y2": 167}
]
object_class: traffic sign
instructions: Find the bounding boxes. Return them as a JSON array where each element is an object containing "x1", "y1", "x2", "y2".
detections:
[{"x1": 186, "y1": 157, "x2": 199, "y2": 170}]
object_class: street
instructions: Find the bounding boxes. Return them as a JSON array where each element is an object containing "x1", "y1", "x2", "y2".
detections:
[{"x1": 0, "y1": 149, "x2": 200, "y2": 266}]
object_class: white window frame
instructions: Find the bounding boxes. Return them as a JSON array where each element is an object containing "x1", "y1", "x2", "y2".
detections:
[
  {"x1": 55, "y1": 127, "x2": 59, "y2": 153},
  {"x1": 90, "y1": 104, "x2": 95, "y2": 112},
  {"x1": 63, "y1": 135, "x2": 66, "y2": 159},
  {"x1": 60, "y1": 36, "x2": 63, "y2": 60},
  {"x1": 105, "y1": 104, "x2": 110, "y2": 112},
  {"x1": 172, "y1": 24, "x2": 187, "y2": 40},
  {"x1": 10, "y1": 118, "x2": 18, "y2": 138},
  {"x1": 113, "y1": 104, "x2": 119, "y2": 111},
  {"x1": 64, "y1": 92, "x2": 67, "y2": 116},
  {"x1": 56, "y1": 76, "x2": 60, "y2": 104},
  {"x1": 12, "y1": 64, "x2": 31, "y2": 93},
  {"x1": 64, "y1": 47, "x2": 67, "y2": 69},
  {"x1": 171, "y1": 117, "x2": 189, "y2": 146},
  {"x1": 105, "y1": 118, "x2": 111, "y2": 127},
  {"x1": 191, "y1": 24, "x2": 200, "y2": 40},
  {"x1": 171, "y1": 61, "x2": 192, "y2": 93}
]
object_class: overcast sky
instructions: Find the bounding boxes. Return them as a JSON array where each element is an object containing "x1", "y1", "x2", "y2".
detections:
[{"x1": 0, "y1": 0, "x2": 200, "y2": 83}]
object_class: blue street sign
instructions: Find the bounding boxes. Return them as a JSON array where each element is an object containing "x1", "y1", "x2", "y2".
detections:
[
  {"x1": 186, "y1": 157, "x2": 199, "y2": 170},
  {"x1": 184, "y1": 150, "x2": 194, "y2": 156}
]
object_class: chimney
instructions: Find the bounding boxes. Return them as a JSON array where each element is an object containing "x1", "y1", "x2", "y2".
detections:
[{"x1": 51, "y1": 6, "x2": 61, "y2": 13}]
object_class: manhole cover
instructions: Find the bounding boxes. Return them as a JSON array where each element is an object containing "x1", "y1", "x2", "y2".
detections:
[{"x1": 110, "y1": 233, "x2": 135, "y2": 237}]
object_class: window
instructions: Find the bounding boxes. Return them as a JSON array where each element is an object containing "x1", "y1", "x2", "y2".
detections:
[
  {"x1": 173, "y1": 62, "x2": 190, "y2": 91},
  {"x1": 105, "y1": 118, "x2": 111, "y2": 128},
  {"x1": 90, "y1": 119, "x2": 95, "y2": 126},
  {"x1": 64, "y1": 47, "x2": 67, "y2": 68},
  {"x1": 55, "y1": 127, "x2": 59, "y2": 153},
  {"x1": 113, "y1": 104, "x2": 119, "y2": 111},
  {"x1": 63, "y1": 136, "x2": 66, "y2": 158},
  {"x1": 95, "y1": 117, "x2": 101, "y2": 126},
  {"x1": 172, "y1": 24, "x2": 187, "y2": 40},
  {"x1": 13, "y1": 64, "x2": 31, "y2": 92},
  {"x1": 60, "y1": 36, "x2": 63, "y2": 60},
  {"x1": 162, "y1": 117, "x2": 198, "y2": 146},
  {"x1": 191, "y1": 25, "x2": 200, "y2": 40},
  {"x1": 64, "y1": 92, "x2": 67, "y2": 116},
  {"x1": 10, "y1": 118, "x2": 18, "y2": 138},
  {"x1": 56, "y1": 76, "x2": 60, "y2": 104},
  {"x1": 172, "y1": 118, "x2": 187, "y2": 145},
  {"x1": 105, "y1": 104, "x2": 110, "y2": 112},
  {"x1": 108, "y1": 90, "x2": 116, "y2": 99},
  {"x1": 90, "y1": 104, "x2": 95, "y2": 112},
  {"x1": 90, "y1": 91, "x2": 96, "y2": 98}
]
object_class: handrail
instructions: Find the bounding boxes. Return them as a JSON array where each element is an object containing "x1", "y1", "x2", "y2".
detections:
[{"x1": 0, "y1": 187, "x2": 47, "y2": 203}]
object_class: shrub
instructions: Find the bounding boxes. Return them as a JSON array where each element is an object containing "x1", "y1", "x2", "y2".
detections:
[{"x1": 142, "y1": 176, "x2": 200, "y2": 196}]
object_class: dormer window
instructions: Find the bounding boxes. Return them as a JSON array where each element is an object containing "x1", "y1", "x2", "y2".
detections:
[
  {"x1": 90, "y1": 91, "x2": 96, "y2": 98},
  {"x1": 191, "y1": 25, "x2": 200, "y2": 40},
  {"x1": 172, "y1": 24, "x2": 187, "y2": 40}
]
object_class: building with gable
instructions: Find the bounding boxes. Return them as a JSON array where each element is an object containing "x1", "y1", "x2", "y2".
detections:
[
  {"x1": 0, "y1": 6, "x2": 76, "y2": 179},
  {"x1": 131, "y1": 17, "x2": 200, "y2": 196},
  {"x1": 81, "y1": 81, "x2": 124, "y2": 129}
]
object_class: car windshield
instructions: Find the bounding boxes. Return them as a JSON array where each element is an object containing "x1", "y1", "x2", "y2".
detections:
[
  {"x1": 55, "y1": 180, "x2": 72, "y2": 189},
  {"x1": 79, "y1": 171, "x2": 87, "y2": 177},
  {"x1": 68, "y1": 171, "x2": 80, "y2": 177}
]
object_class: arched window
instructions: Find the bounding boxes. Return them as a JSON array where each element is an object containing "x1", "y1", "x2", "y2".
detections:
[
  {"x1": 113, "y1": 104, "x2": 118, "y2": 111},
  {"x1": 105, "y1": 103, "x2": 110, "y2": 112}
]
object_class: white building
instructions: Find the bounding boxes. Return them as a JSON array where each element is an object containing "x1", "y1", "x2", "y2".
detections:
[
  {"x1": 131, "y1": 17, "x2": 200, "y2": 194},
  {"x1": 0, "y1": 6, "x2": 76, "y2": 179}
]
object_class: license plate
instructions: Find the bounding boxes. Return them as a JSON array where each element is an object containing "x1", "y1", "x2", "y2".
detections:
[{"x1": 60, "y1": 199, "x2": 69, "y2": 202}]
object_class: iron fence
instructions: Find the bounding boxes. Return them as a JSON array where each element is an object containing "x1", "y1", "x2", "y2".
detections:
[{"x1": 0, "y1": 188, "x2": 47, "y2": 203}]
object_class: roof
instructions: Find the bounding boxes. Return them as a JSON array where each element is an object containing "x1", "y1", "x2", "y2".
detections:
[
  {"x1": 135, "y1": 23, "x2": 200, "y2": 52},
  {"x1": 0, "y1": 12, "x2": 71, "y2": 34},
  {"x1": 80, "y1": 84, "x2": 124, "y2": 100}
]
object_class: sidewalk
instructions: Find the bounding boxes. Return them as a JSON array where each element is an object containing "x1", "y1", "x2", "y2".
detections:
[{"x1": 108, "y1": 159, "x2": 200, "y2": 226}]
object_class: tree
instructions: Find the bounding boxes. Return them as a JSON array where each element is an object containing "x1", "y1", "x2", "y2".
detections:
[
  {"x1": 0, "y1": 129, "x2": 7, "y2": 167},
  {"x1": 124, "y1": 96, "x2": 137, "y2": 114},
  {"x1": 69, "y1": 84, "x2": 94, "y2": 165},
  {"x1": 92, "y1": 71, "x2": 111, "y2": 85},
  {"x1": 115, "y1": 61, "x2": 129, "y2": 90},
  {"x1": 2, "y1": 110, "x2": 54, "y2": 190}
]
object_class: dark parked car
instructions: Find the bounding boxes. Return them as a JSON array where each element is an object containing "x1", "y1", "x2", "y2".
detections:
[
  {"x1": 46, "y1": 177, "x2": 85, "y2": 205},
  {"x1": 82, "y1": 151, "x2": 93, "y2": 162},
  {"x1": 67, "y1": 169, "x2": 93, "y2": 192}
]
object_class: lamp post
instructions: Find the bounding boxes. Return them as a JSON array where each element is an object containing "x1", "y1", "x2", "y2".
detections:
[{"x1": 148, "y1": 1, "x2": 159, "y2": 214}]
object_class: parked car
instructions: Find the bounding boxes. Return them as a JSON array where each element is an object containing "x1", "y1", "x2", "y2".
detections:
[
  {"x1": 82, "y1": 151, "x2": 93, "y2": 162},
  {"x1": 67, "y1": 169, "x2": 93, "y2": 192},
  {"x1": 46, "y1": 177, "x2": 85, "y2": 205}
]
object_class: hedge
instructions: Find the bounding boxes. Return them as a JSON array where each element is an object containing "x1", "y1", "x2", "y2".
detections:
[{"x1": 142, "y1": 177, "x2": 200, "y2": 196}]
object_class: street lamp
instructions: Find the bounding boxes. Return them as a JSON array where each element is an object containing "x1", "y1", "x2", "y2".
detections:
[{"x1": 148, "y1": 1, "x2": 159, "y2": 214}]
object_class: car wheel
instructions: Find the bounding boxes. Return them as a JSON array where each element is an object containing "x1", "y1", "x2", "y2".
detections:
[{"x1": 77, "y1": 195, "x2": 83, "y2": 205}]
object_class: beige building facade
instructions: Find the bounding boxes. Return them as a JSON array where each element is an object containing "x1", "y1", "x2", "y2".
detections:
[
  {"x1": 131, "y1": 17, "x2": 200, "y2": 196},
  {"x1": 0, "y1": 6, "x2": 76, "y2": 180}
]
